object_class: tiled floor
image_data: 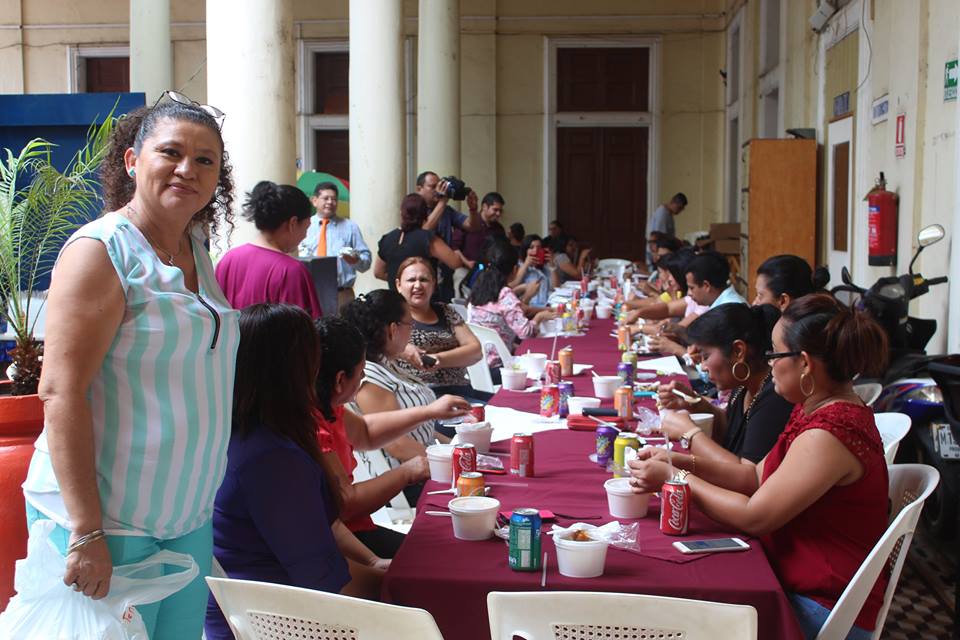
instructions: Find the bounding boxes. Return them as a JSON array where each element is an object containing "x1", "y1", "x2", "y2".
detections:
[{"x1": 883, "y1": 528, "x2": 955, "y2": 639}]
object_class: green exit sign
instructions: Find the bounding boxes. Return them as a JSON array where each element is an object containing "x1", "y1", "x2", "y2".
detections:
[{"x1": 946, "y1": 59, "x2": 958, "y2": 102}]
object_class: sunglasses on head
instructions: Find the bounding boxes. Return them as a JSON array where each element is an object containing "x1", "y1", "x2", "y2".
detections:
[{"x1": 154, "y1": 90, "x2": 226, "y2": 129}]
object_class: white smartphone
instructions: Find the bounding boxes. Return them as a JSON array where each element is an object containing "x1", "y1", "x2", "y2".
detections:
[{"x1": 672, "y1": 537, "x2": 751, "y2": 554}]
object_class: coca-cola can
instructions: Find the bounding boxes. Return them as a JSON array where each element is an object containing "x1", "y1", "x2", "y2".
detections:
[
  {"x1": 660, "y1": 479, "x2": 690, "y2": 535},
  {"x1": 510, "y1": 433, "x2": 535, "y2": 477},
  {"x1": 469, "y1": 403, "x2": 485, "y2": 422},
  {"x1": 540, "y1": 384, "x2": 560, "y2": 418},
  {"x1": 543, "y1": 361, "x2": 562, "y2": 386},
  {"x1": 451, "y1": 443, "x2": 477, "y2": 485}
]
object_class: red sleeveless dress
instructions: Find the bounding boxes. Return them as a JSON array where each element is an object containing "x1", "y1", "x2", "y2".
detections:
[{"x1": 760, "y1": 402, "x2": 889, "y2": 631}]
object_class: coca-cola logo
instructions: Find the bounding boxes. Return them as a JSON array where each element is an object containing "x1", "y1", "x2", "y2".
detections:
[
  {"x1": 667, "y1": 488, "x2": 686, "y2": 529},
  {"x1": 457, "y1": 450, "x2": 475, "y2": 470}
]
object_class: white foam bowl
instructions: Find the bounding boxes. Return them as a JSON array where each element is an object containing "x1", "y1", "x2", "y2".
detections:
[
  {"x1": 604, "y1": 477, "x2": 651, "y2": 519},
  {"x1": 592, "y1": 376, "x2": 621, "y2": 399},
  {"x1": 448, "y1": 496, "x2": 501, "y2": 541},
  {"x1": 501, "y1": 367, "x2": 528, "y2": 391},
  {"x1": 426, "y1": 444, "x2": 454, "y2": 484},
  {"x1": 567, "y1": 396, "x2": 601, "y2": 416},
  {"x1": 520, "y1": 353, "x2": 548, "y2": 379},
  {"x1": 595, "y1": 305, "x2": 612, "y2": 320},
  {"x1": 455, "y1": 422, "x2": 493, "y2": 453},
  {"x1": 690, "y1": 413, "x2": 715, "y2": 438},
  {"x1": 582, "y1": 306, "x2": 594, "y2": 322},
  {"x1": 554, "y1": 524, "x2": 609, "y2": 578}
]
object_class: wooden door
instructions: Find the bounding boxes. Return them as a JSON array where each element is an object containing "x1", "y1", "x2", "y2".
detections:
[
  {"x1": 556, "y1": 127, "x2": 648, "y2": 260},
  {"x1": 314, "y1": 129, "x2": 350, "y2": 181},
  {"x1": 84, "y1": 57, "x2": 129, "y2": 93}
]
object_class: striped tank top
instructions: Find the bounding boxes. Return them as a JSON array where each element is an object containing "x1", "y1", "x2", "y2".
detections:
[{"x1": 23, "y1": 212, "x2": 240, "y2": 539}]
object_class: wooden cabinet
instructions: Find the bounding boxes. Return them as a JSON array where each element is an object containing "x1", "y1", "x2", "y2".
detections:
[{"x1": 740, "y1": 139, "x2": 818, "y2": 300}]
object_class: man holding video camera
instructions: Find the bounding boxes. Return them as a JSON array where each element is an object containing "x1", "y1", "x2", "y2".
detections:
[{"x1": 417, "y1": 170, "x2": 480, "y2": 301}]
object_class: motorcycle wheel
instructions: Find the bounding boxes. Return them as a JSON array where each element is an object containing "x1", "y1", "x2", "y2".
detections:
[{"x1": 915, "y1": 442, "x2": 958, "y2": 539}]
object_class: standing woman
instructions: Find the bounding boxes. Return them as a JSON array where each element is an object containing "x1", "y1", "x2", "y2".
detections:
[
  {"x1": 374, "y1": 193, "x2": 462, "y2": 289},
  {"x1": 215, "y1": 181, "x2": 322, "y2": 318},
  {"x1": 23, "y1": 97, "x2": 240, "y2": 639}
]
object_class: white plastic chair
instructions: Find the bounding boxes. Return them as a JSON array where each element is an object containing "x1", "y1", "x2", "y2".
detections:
[
  {"x1": 487, "y1": 591, "x2": 757, "y2": 640},
  {"x1": 449, "y1": 302, "x2": 469, "y2": 321},
  {"x1": 465, "y1": 357, "x2": 496, "y2": 393},
  {"x1": 874, "y1": 412, "x2": 912, "y2": 464},
  {"x1": 816, "y1": 463, "x2": 940, "y2": 640},
  {"x1": 207, "y1": 577, "x2": 445, "y2": 640},
  {"x1": 853, "y1": 382, "x2": 883, "y2": 407},
  {"x1": 352, "y1": 449, "x2": 413, "y2": 534},
  {"x1": 595, "y1": 258, "x2": 632, "y2": 273}
]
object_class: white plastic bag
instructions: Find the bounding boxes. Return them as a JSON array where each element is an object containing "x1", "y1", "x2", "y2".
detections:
[{"x1": 0, "y1": 520, "x2": 199, "y2": 640}]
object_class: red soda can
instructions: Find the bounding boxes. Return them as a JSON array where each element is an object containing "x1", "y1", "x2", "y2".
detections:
[
  {"x1": 580, "y1": 276, "x2": 589, "y2": 295},
  {"x1": 660, "y1": 479, "x2": 690, "y2": 535},
  {"x1": 543, "y1": 361, "x2": 562, "y2": 386},
  {"x1": 469, "y1": 403, "x2": 485, "y2": 422},
  {"x1": 540, "y1": 384, "x2": 560, "y2": 417},
  {"x1": 451, "y1": 443, "x2": 477, "y2": 485},
  {"x1": 510, "y1": 433, "x2": 535, "y2": 477}
]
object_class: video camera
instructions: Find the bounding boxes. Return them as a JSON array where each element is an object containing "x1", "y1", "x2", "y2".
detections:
[{"x1": 439, "y1": 176, "x2": 470, "y2": 201}]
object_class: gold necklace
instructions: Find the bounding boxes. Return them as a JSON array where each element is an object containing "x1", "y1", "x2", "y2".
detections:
[{"x1": 126, "y1": 205, "x2": 186, "y2": 266}]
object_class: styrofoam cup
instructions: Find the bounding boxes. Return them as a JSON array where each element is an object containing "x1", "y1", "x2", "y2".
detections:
[
  {"x1": 521, "y1": 353, "x2": 548, "y2": 379},
  {"x1": 595, "y1": 305, "x2": 612, "y2": 320},
  {"x1": 448, "y1": 496, "x2": 501, "y2": 541},
  {"x1": 455, "y1": 422, "x2": 493, "y2": 453},
  {"x1": 592, "y1": 376, "x2": 621, "y2": 399},
  {"x1": 690, "y1": 413, "x2": 715, "y2": 438},
  {"x1": 604, "y1": 477, "x2": 651, "y2": 519},
  {"x1": 426, "y1": 444, "x2": 454, "y2": 483},
  {"x1": 554, "y1": 525, "x2": 609, "y2": 578},
  {"x1": 501, "y1": 368, "x2": 528, "y2": 391},
  {"x1": 567, "y1": 396, "x2": 601, "y2": 416}
]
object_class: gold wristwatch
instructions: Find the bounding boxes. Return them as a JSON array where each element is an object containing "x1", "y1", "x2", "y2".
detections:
[{"x1": 680, "y1": 427, "x2": 703, "y2": 449}]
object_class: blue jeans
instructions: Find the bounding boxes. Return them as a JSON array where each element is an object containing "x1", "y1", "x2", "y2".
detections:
[
  {"x1": 788, "y1": 593, "x2": 873, "y2": 640},
  {"x1": 26, "y1": 504, "x2": 212, "y2": 640}
]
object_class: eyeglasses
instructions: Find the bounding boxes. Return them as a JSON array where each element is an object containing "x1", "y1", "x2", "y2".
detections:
[
  {"x1": 764, "y1": 350, "x2": 801, "y2": 362},
  {"x1": 154, "y1": 90, "x2": 226, "y2": 129},
  {"x1": 394, "y1": 319, "x2": 413, "y2": 327}
]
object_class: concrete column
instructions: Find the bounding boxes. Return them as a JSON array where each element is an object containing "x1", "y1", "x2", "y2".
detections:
[
  {"x1": 949, "y1": 34, "x2": 960, "y2": 353},
  {"x1": 129, "y1": 0, "x2": 172, "y2": 103},
  {"x1": 350, "y1": 0, "x2": 406, "y2": 293},
  {"x1": 416, "y1": 0, "x2": 461, "y2": 177},
  {"x1": 206, "y1": 0, "x2": 296, "y2": 251}
]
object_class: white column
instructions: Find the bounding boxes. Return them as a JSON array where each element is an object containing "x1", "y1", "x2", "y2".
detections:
[
  {"x1": 206, "y1": 0, "x2": 296, "y2": 251},
  {"x1": 416, "y1": 0, "x2": 460, "y2": 177},
  {"x1": 350, "y1": 0, "x2": 406, "y2": 293},
  {"x1": 129, "y1": 0, "x2": 172, "y2": 103},
  {"x1": 949, "y1": 33, "x2": 960, "y2": 352}
]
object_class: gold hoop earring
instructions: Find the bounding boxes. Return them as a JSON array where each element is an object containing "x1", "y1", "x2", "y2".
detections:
[
  {"x1": 731, "y1": 361, "x2": 750, "y2": 382},
  {"x1": 800, "y1": 372, "x2": 816, "y2": 397}
]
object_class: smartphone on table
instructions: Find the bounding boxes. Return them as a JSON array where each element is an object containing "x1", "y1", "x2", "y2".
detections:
[{"x1": 672, "y1": 538, "x2": 750, "y2": 554}]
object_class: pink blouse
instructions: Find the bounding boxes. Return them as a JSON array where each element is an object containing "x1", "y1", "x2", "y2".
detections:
[{"x1": 468, "y1": 286, "x2": 536, "y2": 366}]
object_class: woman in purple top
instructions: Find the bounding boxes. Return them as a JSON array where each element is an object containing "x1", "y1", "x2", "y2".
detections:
[
  {"x1": 215, "y1": 181, "x2": 322, "y2": 318},
  {"x1": 205, "y1": 304, "x2": 380, "y2": 640}
]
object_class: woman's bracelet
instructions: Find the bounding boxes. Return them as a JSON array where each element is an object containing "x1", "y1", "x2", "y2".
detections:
[{"x1": 67, "y1": 529, "x2": 106, "y2": 554}]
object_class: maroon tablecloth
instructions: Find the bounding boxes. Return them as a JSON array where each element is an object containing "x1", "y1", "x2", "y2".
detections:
[{"x1": 382, "y1": 320, "x2": 803, "y2": 640}]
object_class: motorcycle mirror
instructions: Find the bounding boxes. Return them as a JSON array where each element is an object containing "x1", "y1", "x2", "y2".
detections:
[
  {"x1": 917, "y1": 224, "x2": 945, "y2": 248},
  {"x1": 841, "y1": 266, "x2": 853, "y2": 285}
]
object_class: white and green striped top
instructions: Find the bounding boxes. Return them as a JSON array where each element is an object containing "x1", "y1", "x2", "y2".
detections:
[{"x1": 24, "y1": 211, "x2": 241, "y2": 539}]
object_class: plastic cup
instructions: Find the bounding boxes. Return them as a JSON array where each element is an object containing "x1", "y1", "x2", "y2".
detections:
[
  {"x1": 690, "y1": 413, "x2": 715, "y2": 438},
  {"x1": 426, "y1": 444, "x2": 454, "y2": 483},
  {"x1": 448, "y1": 496, "x2": 501, "y2": 541},
  {"x1": 521, "y1": 353, "x2": 548, "y2": 379},
  {"x1": 501, "y1": 368, "x2": 528, "y2": 391},
  {"x1": 455, "y1": 422, "x2": 493, "y2": 453},
  {"x1": 604, "y1": 477, "x2": 651, "y2": 519},
  {"x1": 554, "y1": 525, "x2": 609, "y2": 578},
  {"x1": 592, "y1": 376, "x2": 621, "y2": 399},
  {"x1": 567, "y1": 396, "x2": 601, "y2": 416},
  {"x1": 595, "y1": 305, "x2": 612, "y2": 320}
]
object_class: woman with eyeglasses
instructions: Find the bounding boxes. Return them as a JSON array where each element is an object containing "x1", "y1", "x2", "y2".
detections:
[
  {"x1": 215, "y1": 181, "x2": 322, "y2": 318},
  {"x1": 342, "y1": 290, "x2": 466, "y2": 506},
  {"x1": 23, "y1": 94, "x2": 239, "y2": 638},
  {"x1": 629, "y1": 294, "x2": 889, "y2": 640},
  {"x1": 754, "y1": 254, "x2": 831, "y2": 311}
]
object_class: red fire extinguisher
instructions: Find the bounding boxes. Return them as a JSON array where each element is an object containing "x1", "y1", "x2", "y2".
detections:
[{"x1": 867, "y1": 172, "x2": 898, "y2": 266}]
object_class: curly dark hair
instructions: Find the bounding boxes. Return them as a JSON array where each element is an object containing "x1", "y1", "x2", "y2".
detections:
[
  {"x1": 339, "y1": 289, "x2": 408, "y2": 363},
  {"x1": 100, "y1": 102, "x2": 235, "y2": 237},
  {"x1": 244, "y1": 181, "x2": 312, "y2": 231}
]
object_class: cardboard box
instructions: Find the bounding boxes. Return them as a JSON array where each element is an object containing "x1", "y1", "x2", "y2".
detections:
[
  {"x1": 710, "y1": 222, "x2": 742, "y2": 239},
  {"x1": 713, "y1": 238, "x2": 741, "y2": 254}
]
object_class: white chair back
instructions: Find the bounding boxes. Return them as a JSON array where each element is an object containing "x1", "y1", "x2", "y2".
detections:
[
  {"x1": 465, "y1": 357, "x2": 496, "y2": 393},
  {"x1": 352, "y1": 449, "x2": 414, "y2": 532},
  {"x1": 467, "y1": 322, "x2": 514, "y2": 369},
  {"x1": 874, "y1": 412, "x2": 912, "y2": 464},
  {"x1": 816, "y1": 464, "x2": 940, "y2": 640},
  {"x1": 449, "y1": 302, "x2": 469, "y2": 321},
  {"x1": 854, "y1": 382, "x2": 883, "y2": 407},
  {"x1": 206, "y1": 577, "x2": 445, "y2": 640},
  {"x1": 487, "y1": 591, "x2": 757, "y2": 640}
]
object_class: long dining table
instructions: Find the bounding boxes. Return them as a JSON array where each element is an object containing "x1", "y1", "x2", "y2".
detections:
[{"x1": 381, "y1": 318, "x2": 804, "y2": 640}]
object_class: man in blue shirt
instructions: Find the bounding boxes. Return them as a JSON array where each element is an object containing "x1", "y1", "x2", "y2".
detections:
[
  {"x1": 646, "y1": 192, "x2": 687, "y2": 269},
  {"x1": 302, "y1": 182, "x2": 372, "y2": 310},
  {"x1": 684, "y1": 250, "x2": 747, "y2": 310},
  {"x1": 417, "y1": 171, "x2": 480, "y2": 301}
]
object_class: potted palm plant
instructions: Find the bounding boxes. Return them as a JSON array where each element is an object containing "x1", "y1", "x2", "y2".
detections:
[{"x1": 0, "y1": 118, "x2": 114, "y2": 609}]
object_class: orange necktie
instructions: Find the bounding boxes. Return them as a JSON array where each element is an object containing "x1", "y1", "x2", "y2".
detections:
[{"x1": 316, "y1": 218, "x2": 329, "y2": 257}]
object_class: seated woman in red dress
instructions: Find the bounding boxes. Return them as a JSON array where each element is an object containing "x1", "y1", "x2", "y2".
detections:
[{"x1": 629, "y1": 294, "x2": 889, "y2": 640}]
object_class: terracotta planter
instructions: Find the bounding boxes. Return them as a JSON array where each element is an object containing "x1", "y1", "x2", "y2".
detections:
[{"x1": 0, "y1": 393, "x2": 43, "y2": 611}]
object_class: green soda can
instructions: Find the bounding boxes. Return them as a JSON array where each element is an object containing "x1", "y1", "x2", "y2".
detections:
[{"x1": 508, "y1": 508, "x2": 542, "y2": 571}]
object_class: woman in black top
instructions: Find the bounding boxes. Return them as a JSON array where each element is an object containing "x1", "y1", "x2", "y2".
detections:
[
  {"x1": 657, "y1": 303, "x2": 793, "y2": 472},
  {"x1": 374, "y1": 193, "x2": 461, "y2": 288}
]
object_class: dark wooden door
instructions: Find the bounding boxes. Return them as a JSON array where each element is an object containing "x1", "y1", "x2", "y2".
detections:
[
  {"x1": 84, "y1": 57, "x2": 129, "y2": 93},
  {"x1": 556, "y1": 127, "x2": 648, "y2": 260},
  {"x1": 314, "y1": 129, "x2": 350, "y2": 181}
]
